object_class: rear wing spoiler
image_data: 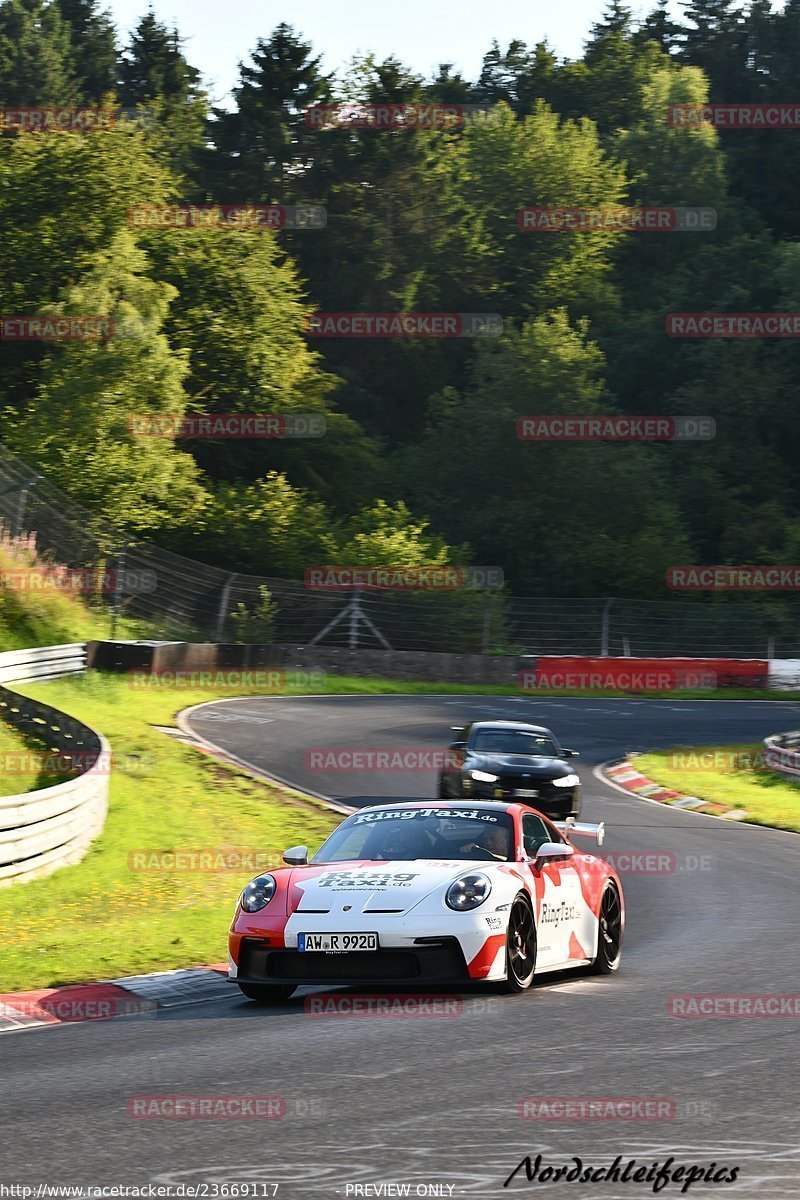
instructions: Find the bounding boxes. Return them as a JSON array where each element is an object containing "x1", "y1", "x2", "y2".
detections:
[{"x1": 554, "y1": 818, "x2": 606, "y2": 846}]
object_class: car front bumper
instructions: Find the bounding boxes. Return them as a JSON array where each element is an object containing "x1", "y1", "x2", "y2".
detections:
[
  {"x1": 465, "y1": 780, "x2": 581, "y2": 815},
  {"x1": 233, "y1": 937, "x2": 473, "y2": 987}
]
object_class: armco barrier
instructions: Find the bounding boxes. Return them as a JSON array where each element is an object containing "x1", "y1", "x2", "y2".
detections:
[
  {"x1": 0, "y1": 644, "x2": 109, "y2": 886},
  {"x1": 762, "y1": 730, "x2": 800, "y2": 780}
]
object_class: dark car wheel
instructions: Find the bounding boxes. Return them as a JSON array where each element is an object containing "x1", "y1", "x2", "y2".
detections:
[
  {"x1": 591, "y1": 882, "x2": 623, "y2": 974},
  {"x1": 502, "y1": 896, "x2": 537, "y2": 993},
  {"x1": 237, "y1": 983, "x2": 297, "y2": 1002}
]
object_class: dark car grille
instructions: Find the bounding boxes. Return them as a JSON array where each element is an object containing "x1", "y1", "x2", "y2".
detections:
[
  {"x1": 496, "y1": 777, "x2": 562, "y2": 798},
  {"x1": 239, "y1": 938, "x2": 468, "y2": 983}
]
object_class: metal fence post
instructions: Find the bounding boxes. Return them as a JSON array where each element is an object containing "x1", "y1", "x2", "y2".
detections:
[
  {"x1": 482, "y1": 594, "x2": 494, "y2": 653},
  {"x1": 600, "y1": 598, "x2": 615, "y2": 656},
  {"x1": 11, "y1": 474, "x2": 41, "y2": 538},
  {"x1": 216, "y1": 573, "x2": 238, "y2": 641},
  {"x1": 110, "y1": 546, "x2": 127, "y2": 640}
]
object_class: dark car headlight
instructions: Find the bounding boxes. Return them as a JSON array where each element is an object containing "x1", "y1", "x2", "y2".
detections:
[
  {"x1": 446, "y1": 873, "x2": 492, "y2": 911},
  {"x1": 552, "y1": 773, "x2": 580, "y2": 788},
  {"x1": 470, "y1": 769, "x2": 499, "y2": 783},
  {"x1": 240, "y1": 874, "x2": 277, "y2": 912}
]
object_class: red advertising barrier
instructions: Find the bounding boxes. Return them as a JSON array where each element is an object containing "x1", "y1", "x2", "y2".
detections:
[{"x1": 521, "y1": 656, "x2": 768, "y2": 692}]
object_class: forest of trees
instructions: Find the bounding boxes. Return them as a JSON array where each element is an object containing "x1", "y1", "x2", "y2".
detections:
[{"x1": 2, "y1": 0, "x2": 800, "y2": 599}]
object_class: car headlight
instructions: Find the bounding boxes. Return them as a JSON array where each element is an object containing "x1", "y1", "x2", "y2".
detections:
[
  {"x1": 446, "y1": 873, "x2": 492, "y2": 911},
  {"x1": 470, "y1": 770, "x2": 499, "y2": 783},
  {"x1": 240, "y1": 874, "x2": 276, "y2": 912},
  {"x1": 552, "y1": 773, "x2": 580, "y2": 788}
]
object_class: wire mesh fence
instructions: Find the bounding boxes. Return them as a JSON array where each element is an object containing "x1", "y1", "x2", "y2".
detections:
[{"x1": 0, "y1": 440, "x2": 798, "y2": 657}]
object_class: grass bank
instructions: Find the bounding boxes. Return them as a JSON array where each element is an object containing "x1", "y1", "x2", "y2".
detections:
[{"x1": 634, "y1": 743, "x2": 800, "y2": 834}]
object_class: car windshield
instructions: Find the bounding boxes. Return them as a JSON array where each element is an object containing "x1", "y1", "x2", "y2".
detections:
[
  {"x1": 471, "y1": 730, "x2": 558, "y2": 756},
  {"x1": 312, "y1": 807, "x2": 515, "y2": 863}
]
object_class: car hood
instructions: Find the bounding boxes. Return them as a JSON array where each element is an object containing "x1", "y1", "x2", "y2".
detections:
[
  {"x1": 469, "y1": 753, "x2": 573, "y2": 778},
  {"x1": 289, "y1": 859, "x2": 494, "y2": 915}
]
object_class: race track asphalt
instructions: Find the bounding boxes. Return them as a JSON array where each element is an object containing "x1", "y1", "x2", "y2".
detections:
[{"x1": 4, "y1": 695, "x2": 800, "y2": 1199}]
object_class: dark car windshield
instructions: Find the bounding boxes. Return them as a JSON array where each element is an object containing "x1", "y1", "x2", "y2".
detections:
[
  {"x1": 471, "y1": 729, "x2": 558, "y2": 756},
  {"x1": 312, "y1": 807, "x2": 515, "y2": 863}
]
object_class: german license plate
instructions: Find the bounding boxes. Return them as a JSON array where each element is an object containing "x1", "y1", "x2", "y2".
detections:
[
  {"x1": 515, "y1": 788, "x2": 539, "y2": 798},
  {"x1": 298, "y1": 932, "x2": 378, "y2": 952}
]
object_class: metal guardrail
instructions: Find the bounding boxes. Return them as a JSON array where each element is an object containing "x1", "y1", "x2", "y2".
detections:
[
  {"x1": 762, "y1": 730, "x2": 800, "y2": 780},
  {"x1": 0, "y1": 644, "x2": 110, "y2": 886}
]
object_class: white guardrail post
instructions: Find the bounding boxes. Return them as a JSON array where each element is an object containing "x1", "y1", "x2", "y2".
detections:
[{"x1": 0, "y1": 643, "x2": 110, "y2": 886}]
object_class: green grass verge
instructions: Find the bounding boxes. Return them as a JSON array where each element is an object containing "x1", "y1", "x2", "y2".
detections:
[
  {"x1": 634, "y1": 743, "x2": 800, "y2": 834},
  {"x1": 0, "y1": 719, "x2": 52, "y2": 796},
  {"x1": 0, "y1": 672, "x2": 340, "y2": 992}
]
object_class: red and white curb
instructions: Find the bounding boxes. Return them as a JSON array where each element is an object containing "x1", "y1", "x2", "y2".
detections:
[
  {"x1": 0, "y1": 963, "x2": 231, "y2": 1033},
  {"x1": 604, "y1": 759, "x2": 750, "y2": 820}
]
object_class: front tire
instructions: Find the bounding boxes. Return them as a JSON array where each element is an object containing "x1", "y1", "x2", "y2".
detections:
[
  {"x1": 502, "y1": 896, "x2": 537, "y2": 993},
  {"x1": 591, "y1": 882, "x2": 623, "y2": 974},
  {"x1": 237, "y1": 982, "x2": 297, "y2": 1002}
]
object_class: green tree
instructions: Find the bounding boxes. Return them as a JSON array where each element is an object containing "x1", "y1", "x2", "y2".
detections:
[
  {"x1": 207, "y1": 23, "x2": 331, "y2": 200},
  {"x1": 55, "y1": 0, "x2": 116, "y2": 102},
  {"x1": 0, "y1": 0, "x2": 76, "y2": 104},
  {"x1": 397, "y1": 311, "x2": 690, "y2": 595},
  {"x1": 118, "y1": 11, "x2": 207, "y2": 180},
  {"x1": 8, "y1": 231, "x2": 207, "y2": 538},
  {"x1": 140, "y1": 226, "x2": 379, "y2": 511}
]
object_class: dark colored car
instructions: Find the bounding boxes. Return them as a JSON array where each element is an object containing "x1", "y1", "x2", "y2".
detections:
[{"x1": 437, "y1": 720, "x2": 582, "y2": 818}]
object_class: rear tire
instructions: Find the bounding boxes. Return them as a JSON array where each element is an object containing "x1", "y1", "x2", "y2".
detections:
[
  {"x1": 237, "y1": 982, "x2": 297, "y2": 1002},
  {"x1": 501, "y1": 896, "x2": 537, "y2": 993},
  {"x1": 591, "y1": 882, "x2": 623, "y2": 974}
]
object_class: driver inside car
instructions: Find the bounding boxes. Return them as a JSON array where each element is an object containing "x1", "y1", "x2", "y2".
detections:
[
  {"x1": 373, "y1": 820, "x2": 435, "y2": 860},
  {"x1": 458, "y1": 823, "x2": 510, "y2": 862}
]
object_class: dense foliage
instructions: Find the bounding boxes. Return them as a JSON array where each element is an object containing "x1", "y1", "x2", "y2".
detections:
[{"x1": 2, "y1": 0, "x2": 799, "y2": 598}]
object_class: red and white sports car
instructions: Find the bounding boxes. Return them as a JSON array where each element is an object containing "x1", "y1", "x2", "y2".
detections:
[{"x1": 228, "y1": 800, "x2": 624, "y2": 1001}]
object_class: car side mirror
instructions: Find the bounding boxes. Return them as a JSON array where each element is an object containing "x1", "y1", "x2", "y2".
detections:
[
  {"x1": 532, "y1": 842, "x2": 575, "y2": 866},
  {"x1": 283, "y1": 845, "x2": 308, "y2": 866},
  {"x1": 449, "y1": 741, "x2": 466, "y2": 751},
  {"x1": 561, "y1": 748, "x2": 579, "y2": 757}
]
